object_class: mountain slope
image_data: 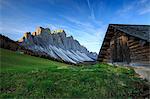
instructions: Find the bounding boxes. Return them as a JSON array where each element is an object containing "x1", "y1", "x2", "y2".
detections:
[
  {"x1": 0, "y1": 34, "x2": 22, "y2": 51},
  {"x1": 18, "y1": 27, "x2": 97, "y2": 63}
]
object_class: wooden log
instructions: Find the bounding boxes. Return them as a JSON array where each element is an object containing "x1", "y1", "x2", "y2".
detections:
[
  {"x1": 133, "y1": 49, "x2": 150, "y2": 54},
  {"x1": 129, "y1": 44, "x2": 141, "y2": 49},
  {"x1": 130, "y1": 46, "x2": 149, "y2": 52},
  {"x1": 101, "y1": 47, "x2": 108, "y2": 50},
  {"x1": 131, "y1": 51, "x2": 150, "y2": 56},
  {"x1": 104, "y1": 55, "x2": 110, "y2": 59},
  {"x1": 103, "y1": 42, "x2": 110, "y2": 46},
  {"x1": 128, "y1": 40, "x2": 135, "y2": 44},
  {"x1": 130, "y1": 55, "x2": 150, "y2": 61},
  {"x1": 128, "y1": 41, "x2": 139, "y2": 47},
  {"x1": 105, "y1": 37, "x2": 112, "y2": 40}
]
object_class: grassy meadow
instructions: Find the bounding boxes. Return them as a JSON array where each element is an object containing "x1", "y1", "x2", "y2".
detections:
[{"x1": 0, "y1": 48, "x2": 149, "y2": 98}]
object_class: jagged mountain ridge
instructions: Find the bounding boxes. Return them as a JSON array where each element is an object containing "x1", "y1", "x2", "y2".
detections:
[{"x1": 19, "y1": 27, "x2": 97, "y2": 63}]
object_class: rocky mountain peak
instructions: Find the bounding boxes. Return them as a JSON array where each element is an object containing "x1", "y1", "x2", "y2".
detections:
[
  {"x1": 35, "y1": 27, "x2": 51, "y2": 36},
  {"x1": 18, "y1": 32, "x2": 31, "y2": 42},
  {"x1": 24, "y1": 32, "x2": 31, "y2": 38},
  {"x1": 18, "y1": 26, "x2": 97, "y2": 63}
]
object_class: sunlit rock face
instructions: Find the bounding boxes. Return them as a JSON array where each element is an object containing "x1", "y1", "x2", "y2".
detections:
[{"x1": 19, "y1": 27, "x2": 97, "y2": 64}]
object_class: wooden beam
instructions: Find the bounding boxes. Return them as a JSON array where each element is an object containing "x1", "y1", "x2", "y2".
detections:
[
  {"x1": 128, "y1": 41, "x2": 139, "y2": 47},
  {"x1": 133, "y1": 49, "x2": 150, "y2": 54},
  {"x1": 130, "y1": 45, "x2": 149, "y2": 52},
  {"x1": 105, "y1": 36, "x2": 112, "y2": 40},
  {"x1": 101, "y1": 50, "x2": 108, "y2": 53},
  {"x1": 103, "y1": 42, "x2": 110, "y2": 46},
  {"x1": 129, "y1": 44, "x2": 140, "y2": 49},
  {"x1": 130, "y1": 54, "x2": 150, "y2": 60},
  {"x1": 101, "y1": 47, "x2": 108, "y2": 50}
]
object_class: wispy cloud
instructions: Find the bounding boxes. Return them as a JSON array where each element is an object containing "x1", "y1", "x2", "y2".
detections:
[
  {"x1": 45, "y1": 24, "x2": 69, "y2": 31},
  {"x1": 118, "y1": 5, "x2": 133, "y2": 15},
  {"x1": 0, "y1": 24, "x2": 30, "y2": 35},
  {"x1": 0, "y1": 0, "x2": 16, "y2": 11},
  {"x1": 62, "y1": 16, "x2": 95, "y2": 30},
  {"x1": 117, "y1": 0, "x2": 150, "y2": 16},
  {"x1": 86, "y1": 0, "x2": 95, "y2": 20},
  {"x1": 140, "y1": 0, "x2": 149, "y2": 4},
  {"x1": 139, "y1": 7, "x2": 150, "y2": 15},
  {"x1": 138, "y1": 0, "x2": 150, "y2": 15}
]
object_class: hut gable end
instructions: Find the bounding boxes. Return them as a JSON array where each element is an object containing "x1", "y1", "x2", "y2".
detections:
[{"x1": 98, "y1": 24, "x2": 150, "y2": 66}]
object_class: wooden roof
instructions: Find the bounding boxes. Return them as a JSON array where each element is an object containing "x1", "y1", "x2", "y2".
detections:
[
  {"x1": 111, "y1": 24, "x2": 150, "y2": 42},
  {"x1": 97, "y1": 24, "x2": 150, "y2": 61}
]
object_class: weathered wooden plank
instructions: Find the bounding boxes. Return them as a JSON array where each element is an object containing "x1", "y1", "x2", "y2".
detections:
[
  {"x1": 101, "y1": 47, "x2": 108, "y2": 50},
  {"x1": 103, "y1": 42, "x2": 110, "y2": 46},
  {"x1": 130, "y1": 55, "x2": 150, "y2": 60},
  {"x1": 128, "y1": 40, "x2": 134, "y2": 43},
  {"x1": 105, "y1": 37, "x2": 112, "y2": 40},
  {"x1": 131, "y1": 50, "x2": 150, "y2": 55},
  {"x1": 128, "y1": 41, "x2": 139, "y2": 47},
  {"x1": 133, "y1": 49, "x2": 150, "y2": 54},
  {"x1": 130, "y1": 46, "x2": 149, "y2": 52},
  {"x1": 129, "y1": 44, "x2": 141, "y2": 49}
]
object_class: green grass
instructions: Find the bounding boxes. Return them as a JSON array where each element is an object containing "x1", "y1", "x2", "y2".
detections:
[{"x1": 0, "y1": 48, "x2": 149, "y2": 98}]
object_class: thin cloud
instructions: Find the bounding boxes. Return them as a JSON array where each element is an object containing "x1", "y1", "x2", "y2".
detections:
[
  {"x1": 0, "y1": 26, "x2": 28, "y2": 34},
  {"x1": 86, "y1": 0, "x2": 95, "y2": 20},
  {"x1": 0, "y1": 0, "x2": 16, "y2": 10},
  {"x1": 62, "y1": 16, "x2": 94, "y2": 29},
  {"x1": 139, "y1": 7, "x2": 150, "y2": 15},
  {"x1": 117, "y1": 2, "x2": 134, "y2": 16},
  {"x1": 138, "y1": 0, "x2": 150, "y2": 15},
  {"x1": 140, "y1": 0, "x2": 149, "y2": 4},
  {"x1": 117, "y1": 0, "x2": 150, "y2": 16}
]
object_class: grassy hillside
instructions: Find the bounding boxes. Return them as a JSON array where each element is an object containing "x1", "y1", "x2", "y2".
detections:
[
  {"x1": 0, "y1": 48, "x2": 71, "y2": 72},
  {"x1": 0, "y1": 48, "x2": 149, "y2": 98}
]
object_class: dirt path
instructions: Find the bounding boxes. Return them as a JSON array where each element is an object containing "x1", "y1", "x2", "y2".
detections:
[{"x1": 133, "y1": 66, "x2": 150, "y2": 82}]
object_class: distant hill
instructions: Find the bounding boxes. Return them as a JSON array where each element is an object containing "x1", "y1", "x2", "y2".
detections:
[
  {"x1": 18, "y1": 27, "x2": 97, "y2": 64},
  {"x1": 0, "y1": 34, "x2": 22, "y2": 51}
]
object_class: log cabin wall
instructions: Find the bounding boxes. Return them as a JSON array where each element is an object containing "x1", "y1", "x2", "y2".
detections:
[
  {"x1": 128, "y1": 37, "x2": 150, "y2": 66},
  {"x1": 97, "y1": 24, "x2": 150, "y2": 66},
  {"x1": 109, "y1": 30, "x2": 131, "y2": 63},
  {"x1": 98, "y1": 27, "x2": 130, "y2": 63},
  {"x1": 102, "y1": 31, "x2": 150, "y2": 66}
]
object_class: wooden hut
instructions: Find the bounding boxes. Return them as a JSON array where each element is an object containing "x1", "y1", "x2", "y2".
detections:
[{"x1": 97, "y1": 24, "x2": 150, "y2": 66}]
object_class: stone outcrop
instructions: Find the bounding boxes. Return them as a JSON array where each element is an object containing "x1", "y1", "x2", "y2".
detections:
[
  {"x1": 36, "y1": 27, "x2": 51, "y2": 35},
  {"x1": 18, "y1": 26, "x2": 97, "y2": 63},
  {"x1": 32, "y1": 32, "x2": 37, "y2": 36},
  {"x1": 24, "y1": 32, "x2": 31, "y2": 38},
  {"x1": 51, "y1": 29, "x2": 65, "y2": 34},
  {"x1": 18, "y1": 32, "x2": 32, "y2": 42},
  {"x1": 33, "y1": 27, "x2": 51, "y2": 36}
]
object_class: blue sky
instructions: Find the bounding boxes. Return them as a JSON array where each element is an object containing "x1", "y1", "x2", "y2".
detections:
[{"x1": 0, "y1": 0, "x2": 150, "y2": 53}]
